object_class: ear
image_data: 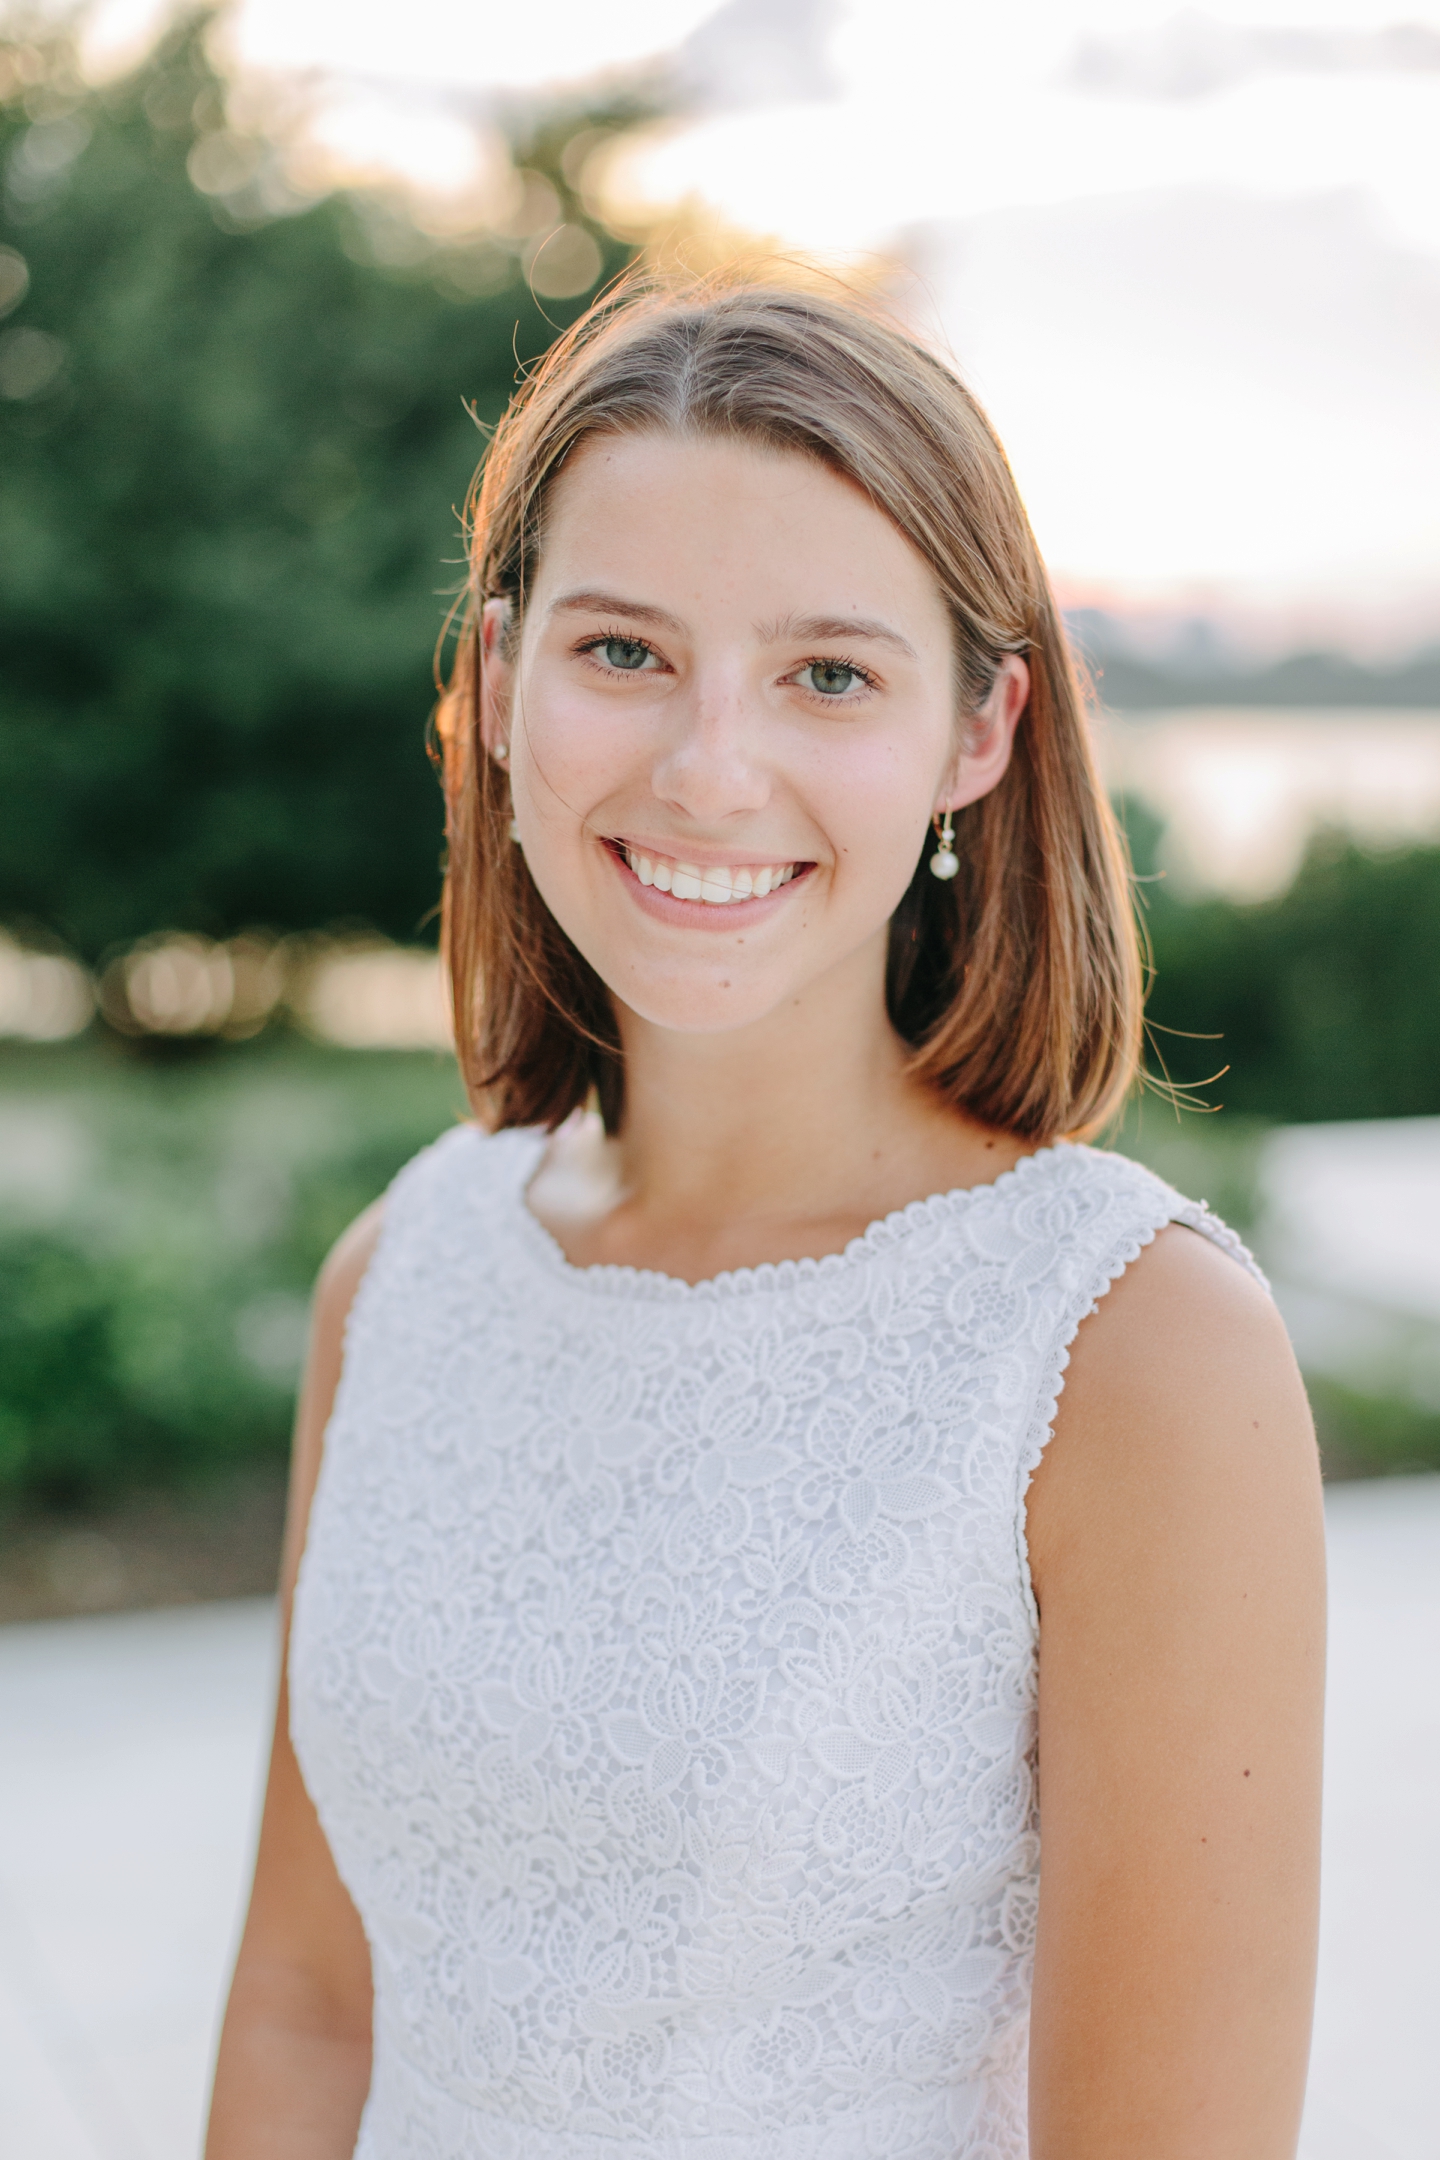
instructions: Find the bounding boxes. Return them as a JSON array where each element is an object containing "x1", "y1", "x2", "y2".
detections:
[
  {"x1": 478, "y1": 596, "x2": 514, "y2": 765},
  {"x1": 936, "y1": 653, "x2": 1029, "y2": 814}
]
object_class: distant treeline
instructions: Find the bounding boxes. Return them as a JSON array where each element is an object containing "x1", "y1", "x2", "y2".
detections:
[
  {"x1": 1090, "y1": 646, "x2": 1440, "y2": 712},
  {"x1": 1066, "y1": 606, "x2": 1440, "y2": 710}
]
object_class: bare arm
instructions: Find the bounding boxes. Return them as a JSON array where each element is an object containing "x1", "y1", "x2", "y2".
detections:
[
  {"x1": 1025, "y1": 1225, "x2": 1326, "y2": 2159},
  {"x1": 206, "y1": 1204, "x2": 385, "y2": 2160}
]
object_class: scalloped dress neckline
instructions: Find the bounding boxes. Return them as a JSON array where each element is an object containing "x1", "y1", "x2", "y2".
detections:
[{"x1": 504, "y1": 1124, "x2": 1074, "y2": 1301}]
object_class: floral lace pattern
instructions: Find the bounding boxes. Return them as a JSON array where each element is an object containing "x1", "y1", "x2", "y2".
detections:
[{"x1": 290, "y1": 1128, "x2": 1261, "y2": 2159}]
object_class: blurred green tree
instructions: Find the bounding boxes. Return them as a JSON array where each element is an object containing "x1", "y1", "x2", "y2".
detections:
[
  {"x1": 0, "y1": 11, "x2": 638, "y2": 958},
  {"x1": 1142, "y1": 835, "x2": 1440, "y2": 1122}
]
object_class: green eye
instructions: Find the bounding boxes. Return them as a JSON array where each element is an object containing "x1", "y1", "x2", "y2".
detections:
[
  {"x1": 602, "y1": 637, "x2": 650, "y2": 671},
  {"x1": 805, "y1": 661, "x2": 859, "y2": 697}
]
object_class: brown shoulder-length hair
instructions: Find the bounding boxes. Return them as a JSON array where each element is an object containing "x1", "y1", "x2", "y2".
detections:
[{"x1": 435, "y1": 271, "x2": 1142, "y2": 1142}]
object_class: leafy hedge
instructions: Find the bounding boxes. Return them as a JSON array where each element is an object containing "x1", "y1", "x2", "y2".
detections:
[
  {"x1": 1138, "y1": 826, "x2": 1440, "y2": 1124},
  {"x1": 1303, "y1": 1375, "x2": 1440, "y2": 1482},
  {"x1": 0, "y1": 1038, "x2": 463, "y2": 1505}
]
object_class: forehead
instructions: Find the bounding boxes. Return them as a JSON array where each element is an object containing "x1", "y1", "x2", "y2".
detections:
[{"x1": 533, "y1": 430, "x2": 949, "y2": 636}]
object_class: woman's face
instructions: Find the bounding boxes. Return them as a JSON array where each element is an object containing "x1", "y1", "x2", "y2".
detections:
[{"x1": 487, "y1": 431, "x2": 1021, "y2": 1039}]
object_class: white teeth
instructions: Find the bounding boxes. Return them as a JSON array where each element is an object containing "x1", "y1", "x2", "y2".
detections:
[{"x1": 623, "y1": 847, "x2": 798, "y2": 904}]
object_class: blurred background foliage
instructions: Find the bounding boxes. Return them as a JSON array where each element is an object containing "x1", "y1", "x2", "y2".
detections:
[
  {"x1": 1, "y1": 7, "x2": 1437, "y2": 1554},
  {"x1": 1129, "y1": 810, "x2": 1440, "y2": 1124},
  {"x1": 0, "y1": 1038, "x2": 463, "y2": 1508},
  {"x1": 0, "y1": 9, "x2": 638, "y2": 957}
]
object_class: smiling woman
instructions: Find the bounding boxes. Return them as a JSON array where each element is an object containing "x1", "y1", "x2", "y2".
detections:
[
  {"x1": 476, "y1": 426, "x2": 1020, "y2": 1049},
  {"x1": 438, "y1": 281, "x2": 1141, "y2": 1146},
  {"x1": 208, "y1": 275, "x2": 1324, "y2": 2160}
]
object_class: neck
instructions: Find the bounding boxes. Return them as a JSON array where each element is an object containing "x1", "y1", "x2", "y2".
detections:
[
  {"x1": 616, "y1": 952, "x2": 917, "y2": 1228},
  {"x1": 527, "y1": 934, "x2": 1030, "y2": 1281}
]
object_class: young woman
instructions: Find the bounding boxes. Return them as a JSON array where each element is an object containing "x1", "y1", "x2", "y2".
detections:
[{"x1": 207, "y1": 280, "x2": 1324, "y2": 2159}]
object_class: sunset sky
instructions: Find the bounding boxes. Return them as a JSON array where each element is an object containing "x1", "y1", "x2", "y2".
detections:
[{"x1": 69, "y1": 0, "x2": 1440, "y2": 646}]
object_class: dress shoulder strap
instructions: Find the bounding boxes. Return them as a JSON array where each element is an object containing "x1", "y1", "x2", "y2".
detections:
[
  {"x1": 1001, "y1": 1143, "x2": 1269, "y2": 1627},
  {"x1": 373, "y1": 1123, "x2": 538, "y2": 1260},
  {"x1": 1079, "y1": 1143, "x2": 1267, "y2": 1288},
  {"x1": 330, "y1": 1123, "x2": 541, "y2": 1411}
]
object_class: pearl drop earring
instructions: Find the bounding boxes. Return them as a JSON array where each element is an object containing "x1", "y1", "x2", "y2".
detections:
[{"x1": 930, "y1": 809, "x2": 959, "y2": 881}]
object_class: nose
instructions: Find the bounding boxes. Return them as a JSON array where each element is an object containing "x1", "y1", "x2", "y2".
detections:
[{"x1": 649, "y1": 667, "x2": 771, "y2": 823}]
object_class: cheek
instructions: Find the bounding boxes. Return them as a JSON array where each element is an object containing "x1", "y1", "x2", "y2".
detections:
[
  {"x1": 515, "y1": 685, "x2": 636, "y2": 829},
  {"x1": 801, "y1": 732, "x2": 940, "y2": 889}
]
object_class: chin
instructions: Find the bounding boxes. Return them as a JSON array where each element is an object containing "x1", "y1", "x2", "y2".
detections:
[{"x1": 610, "y1": 967, "x2": 798, "y2": 1038}]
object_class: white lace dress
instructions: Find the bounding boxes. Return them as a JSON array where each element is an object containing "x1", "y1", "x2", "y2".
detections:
[{"x1": 290, "y1": 1126, "x2": 1262, "y2": 2160}]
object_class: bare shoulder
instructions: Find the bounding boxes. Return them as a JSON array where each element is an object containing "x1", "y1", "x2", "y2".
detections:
[
  {"x1": 305, "y1": 1198, "x2": 386, "y2": 1424},
  {"x1": 277, "y1": 1200, "x2": 386, "y2": 1604},
  {"x1": 1064, "y1": 1212, "x2": 1293, "y2": 1409},
  {"x1": 1028, "y1": 1221, "x2": 1320, "y2": 1601},
  {"x1": 1025, "y1": 1223, "x2": 1325, "y2": 2151}
]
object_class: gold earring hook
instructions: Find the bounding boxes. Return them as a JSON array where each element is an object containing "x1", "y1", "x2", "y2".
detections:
[{"x1": 930, "y1": 809, "x2": 958, "y2": 881}]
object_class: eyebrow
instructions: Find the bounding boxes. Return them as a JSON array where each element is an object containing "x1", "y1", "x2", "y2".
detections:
[
  {"x1": 548, "y1": 589, "x2": 687, "y2": 634},
  {"x1": 759, "y1": 612, "x2": 919, "y2": 661}
]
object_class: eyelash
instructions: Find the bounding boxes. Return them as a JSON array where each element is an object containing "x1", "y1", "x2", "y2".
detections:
[
  {"x1": 574, "y1": 630, "x2": 662, "y2": 677},
  {"x1": 574, "y1": 632, "x2": 879, "y2": 702},
  {"x1": 795, "y1": 653, "x2": 878, "y2": 702}
]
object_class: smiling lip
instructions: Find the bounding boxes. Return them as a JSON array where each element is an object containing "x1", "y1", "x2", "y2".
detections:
[{"x1": 603, "y1": 838, "x2": 813, "y2": 922}]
